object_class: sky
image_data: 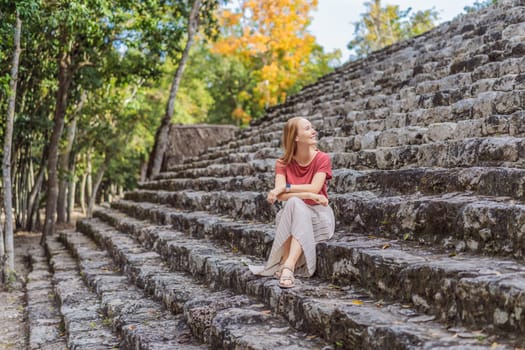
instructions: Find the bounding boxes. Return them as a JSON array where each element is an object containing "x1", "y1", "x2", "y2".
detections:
[{"x1": 309, "y1": 0, "x2": 482, "y2": 62}]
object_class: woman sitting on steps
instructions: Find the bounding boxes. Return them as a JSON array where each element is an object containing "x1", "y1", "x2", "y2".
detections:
[{"x1": 249, "y1": 117, "x2": 335, "y2": 288}]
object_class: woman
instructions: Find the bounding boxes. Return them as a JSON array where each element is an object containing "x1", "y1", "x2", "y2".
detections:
[{"x1": 249, "y1": 117, "x2": 335, "y2": 288}]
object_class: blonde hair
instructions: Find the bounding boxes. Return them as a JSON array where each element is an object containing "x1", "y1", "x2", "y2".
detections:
[{"x1": 278, "y1": 117, "x2": 303, "y2": 165}]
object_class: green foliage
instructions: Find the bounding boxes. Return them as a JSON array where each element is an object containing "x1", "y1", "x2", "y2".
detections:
[
  {"x1": 348, "y1": 0, "x2": 439, "y2": 58},
  {"x1": 174, "y1": 40, "x2": 339, "y2": 126},
  {"x1": 191, "y1": 44, "x2": 258, "y2": 124},
  {"x1": 0, "y1": 0, "x2": 343, "y2": 219},
  {"x1": 463, "y1": 0, "x2": 498, "y2": 13}
]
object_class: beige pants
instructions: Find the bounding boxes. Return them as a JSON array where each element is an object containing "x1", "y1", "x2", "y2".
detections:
[{"x1": 249, "y1": 197, "x2": 335, "y2": 277}]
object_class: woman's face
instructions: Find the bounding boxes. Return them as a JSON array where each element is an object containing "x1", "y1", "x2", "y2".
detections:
[{"x1": 295, "y1": 118, "x2": 317, "y2": 146}]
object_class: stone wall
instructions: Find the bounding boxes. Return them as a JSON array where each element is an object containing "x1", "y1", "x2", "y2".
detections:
[{"x1": 163, "y1": 124, "x2": 237, "y2": 170}]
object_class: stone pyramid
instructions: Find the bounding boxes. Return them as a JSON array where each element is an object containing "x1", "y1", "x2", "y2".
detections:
[{"x1": 28, "y1": 1, "x2": 525, "y2": 348}]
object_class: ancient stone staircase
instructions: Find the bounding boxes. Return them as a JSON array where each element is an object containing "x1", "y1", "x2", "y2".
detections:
[{"x1": 26, "y1": 0, "x2": 525, "y2": 348}]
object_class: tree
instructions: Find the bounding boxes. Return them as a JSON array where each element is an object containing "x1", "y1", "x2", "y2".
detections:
[
  {"x1": 148, "y1": 0, "x2": 203, "y2": 179},
  {"x1": 2, "y1": 7, "x2": 21, "y2": 283},
  {"x1": 348, "y1": 0, "x2": 439, "y2": 58},
  {"x1": 212, "y1": 0, "x2": 339, "y2": 124},
  {"x1": 41, "y1": 0, "x2": 111, "y2": 241},
  {"x1": 0, "y1": 0, "x2": 39, "y2": 284},
  {"x1": 41, "y1": 0, "x2": 164, "y2": 241}
]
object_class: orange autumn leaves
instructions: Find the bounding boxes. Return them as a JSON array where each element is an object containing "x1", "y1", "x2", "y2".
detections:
[{"x1": 213, "y1": 0, "x2": 319, "y2": 124}]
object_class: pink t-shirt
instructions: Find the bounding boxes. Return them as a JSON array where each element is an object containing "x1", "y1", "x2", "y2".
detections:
[{"x1": 275, "y1": 151, "x2": 332, "y2": 205}]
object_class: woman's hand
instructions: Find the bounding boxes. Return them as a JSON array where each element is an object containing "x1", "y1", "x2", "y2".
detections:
[
  {"x1": 267, "y1": 186, "x2": 285, "y2": 204},
  {"x1": 310, "y1": 193, "x2": 328, "y2": 206}
]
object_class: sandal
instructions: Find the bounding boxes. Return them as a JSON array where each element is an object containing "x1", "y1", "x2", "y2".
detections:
[{"x1": 278, "y1": 266, "x2": 295, "y2": 289}]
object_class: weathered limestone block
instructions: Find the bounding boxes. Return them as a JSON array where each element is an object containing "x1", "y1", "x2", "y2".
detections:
[
  {"x1": 376, "y1": 126, "x2": 427, "y2": 148},
  {"x1": 494, "y1": 90, "x2": 524, "y2": 114},
  {"x1": 361, "y1": 131, "x2": 382, "y2": 149},
  {"x1": 395, "y1": 93, "x2": 421, "y2": 112},
  {"x1": 385, "y1": 113, "x2": 408, "y2": 129},
  {"x1": 457, "y1": 119, "x2": 483, "y2": 138},
  {"x1": 450, "y1": 54, "x2": 489, "y2": 74},
  {"x1": 473, "y1": 92, "x2": 498, "y2": 118},
  {"x1": 317, "y1": 136, "x2": 351, "y2": 153},
  {"x1": 183, "y1": 294, "x2": 252, "y2": 343},
  {"x1": 451, "y1": 98, "x2": 475, "y2": 119},
  {"x1": 426, "y1": 122, "x2": 458, "y2": 142},
  {"x1": 493, "y1": 74, "x2": 518, "y2": 91},
  {"x1": 510, "y1": 111, "x2": 525, "y2": 135},
  {"x1": 354, "y1": 119, "x2": 385, "y2": 135},
  {"x1": 482, "y1": 115, "x2": 511, "y2": 135},
  {"x1": 439, "y1": 73, "x2": 473, "y2": 91},
  {"x1": 471, "y1": 78, "x2": 496, "y2": 95}
]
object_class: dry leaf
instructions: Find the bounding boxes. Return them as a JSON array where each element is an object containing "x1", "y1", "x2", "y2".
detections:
[
  {"x1": 382, "y1": 243, "x2": 391, "y2": 249},
  {"x1": 350, "y1": 300, "x2": 364, "y2": 305}
]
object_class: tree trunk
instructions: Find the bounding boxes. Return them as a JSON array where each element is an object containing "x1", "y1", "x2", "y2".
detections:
[
  {"x1": 66, "y1": 152, "x2": 77, "y2": 223},
  {"x1": 2, "y1": 12, "x2": 22, "y2": 277},
  {"x1": 42, "y1": 36, "x2": 76, "y2": 243},
  {"x1": 19, "y1": 146, "x2": 29, "y2": 229},
  {"x1": 87, "y1": 153, "x2": 110, "y2": 218},
  {"x1": 140, "y1": 158, "x2": 148, "y2": 182},
  {"x1": 87, "y1": 151, "x2": 92, "y2": 201},
  {"x1": 67, "y1": 174, "x2": 76, "y2": 223},
  {"x1": 0, "y1": 206, "x2": 4, "y2": 283},
  {"x1": 57, "y1": 117, "x2": 77, "y2": 223},
  {"x1": 80, "y1": 171, "x2": 87, "y2": 215},
  {"x1": 147, "y1": 0, "x2": 202, "y2": 179},
  {"x1": 26, "y1": 147, "x2": 47, "y2": 232}
]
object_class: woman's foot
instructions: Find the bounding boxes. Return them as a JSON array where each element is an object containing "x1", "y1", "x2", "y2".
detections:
[{"x1": 278, "y1": 266, "x2": 295, "y2": 289}]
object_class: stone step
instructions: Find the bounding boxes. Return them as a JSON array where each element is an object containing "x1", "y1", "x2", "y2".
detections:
[
  {"x1": 244, "y1": 4, "x2": 525, "y2": 136},
  {"x1": 330, "y1": 192, "x2": 525, "y2": 258},
  {"x1": 348, "y1": 112, "x2": 525, "y2": 150},
  {"x1": 168, "y1": 109, "x2": 524, "y2": 176},
  {"x1": 103, "y1": 200, "x2": 525, "y2": 345},
  {"x1": 252, "y1": 52, "x2": 523, "y2": 135},
  {"x1": 245, "y1": 59, "x2": 523, "y2": 142},
  {"x1": 124, "y1": 189, "x2": 276, "y2": 223},
  {"x1": 158, "y1": 134, "x2": 525, "y2": 183},
  {"x1": 124, "y1": 188, "x2": 525, "y2": 258},
  {"x1": 331, "y1": 136, "x2": 525, "y2": 170},
  {"x1": 47, "y1": 231, "x2": 206, "y2": 350},
  {"x1": 187, "y1": 107, "x2": 525, "y2": 169},
  {"x1": 140, "y1": 166, "x2": 525, "y2": 202},
  {"x1": 195, "y1": 74, "x2": 524, "y2": 158},
  {"x1": 83, "y1": 211, "x2": 514, "y2": 349},
  {"x1": 207, "y1": 130, "x2": 280, "y2": 152},
  {"x1": 330, "y1": 166, "x2": 525, "y2": 200},
  {"x1": 64, "y1": 221, "x2": 328, "y2": 350},
  {"x1": 44, "y1": 236, "x2": 121, "y2": 349},
  {"x1": 154, "y1": 158, "x2": 274, "y2": 180},
  {"x1": 139, "y1": 173, "x2": 274, "y2": 193},
  {"x1": 170, "y1": 75, "x2": 524, "y2": 170},
  {"x1": 167, "y1": 151, "x2": 256, "y2": 173},
  {"x1": 26, "y1": 246, "x2": 68, "y2": 350}
]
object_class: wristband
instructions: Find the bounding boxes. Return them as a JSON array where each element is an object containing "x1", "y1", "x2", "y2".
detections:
[{"x1": 285, "y1": 183, "x2": 291, "y2": 192}]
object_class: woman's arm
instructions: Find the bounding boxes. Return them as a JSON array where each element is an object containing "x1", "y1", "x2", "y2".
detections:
[
  {"x1": 277, "y1": 192, "x2": 328, "y2": 206},
  {"x1": 267, "y1": 173, "x2": 287, "y2": 204},
  {"x1": 272, "y1": 172, "x2": 327, "y2": 195}
]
